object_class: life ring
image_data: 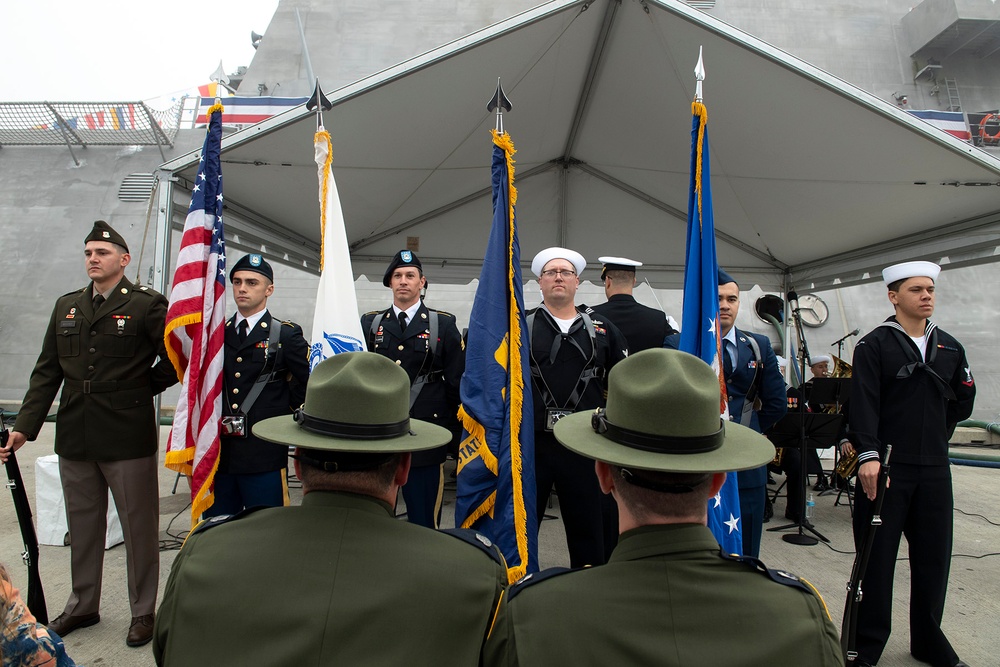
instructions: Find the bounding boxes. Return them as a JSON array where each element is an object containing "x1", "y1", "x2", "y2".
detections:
[{"x1": 979, "y1": 113, "x2": 1000, "y2": 144}]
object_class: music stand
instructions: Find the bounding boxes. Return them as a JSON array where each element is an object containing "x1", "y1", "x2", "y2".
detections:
[
  {"x1": 808, "y1": 377, "x2": 850, "y2": 409},
  {"x1": 809, "y1": 378, "x2": 851, "y2": 496},
  {"x1": 766, "y1": 412, "x2": 842, "y2": 544}
]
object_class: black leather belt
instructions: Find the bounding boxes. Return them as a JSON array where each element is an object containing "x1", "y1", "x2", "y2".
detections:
[{"x1": 64, "y1": 378, "x2": 150, "y2": 394}]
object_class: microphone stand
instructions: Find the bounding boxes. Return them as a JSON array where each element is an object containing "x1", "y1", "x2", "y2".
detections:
[
  {"x1": 782, "y1": 295, "x2": 824, "y2": 545},
  {"x1": 831, "y1": 328, "x2": 859, "y2": 364}
]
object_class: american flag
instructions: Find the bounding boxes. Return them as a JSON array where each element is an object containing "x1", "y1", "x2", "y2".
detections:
[{"x1": 163, "y1": 102, "x2": 227, "y2": 522}]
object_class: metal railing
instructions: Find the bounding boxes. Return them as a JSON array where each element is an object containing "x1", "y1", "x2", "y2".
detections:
[{"x1": 0, "y1": 100, "x2": 183, "y2": 163}]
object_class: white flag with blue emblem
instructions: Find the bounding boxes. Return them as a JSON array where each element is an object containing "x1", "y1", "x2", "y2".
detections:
[{"x1": 309, "y1": 125, "x2": 366, "y2": 368}]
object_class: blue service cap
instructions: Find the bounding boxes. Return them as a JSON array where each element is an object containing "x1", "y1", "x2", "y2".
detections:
[{"x1": 718, "y1": 268, "x2": 738, "y2": 288}]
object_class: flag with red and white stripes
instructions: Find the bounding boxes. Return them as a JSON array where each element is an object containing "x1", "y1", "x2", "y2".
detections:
[{"x1": 163, "y1": 101, "x2": 227, "y2": 522}]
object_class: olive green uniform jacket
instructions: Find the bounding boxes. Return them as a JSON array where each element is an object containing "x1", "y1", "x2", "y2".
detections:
[
  {"x1": 154, "y1": 491, "x2": 508, "y2": 666},
  {"x1": 486, "y1": 523, "x2": 842, "y2": 666},
  {"x1": 13, "y1": 277, "x2": 177, "y2": 460}
]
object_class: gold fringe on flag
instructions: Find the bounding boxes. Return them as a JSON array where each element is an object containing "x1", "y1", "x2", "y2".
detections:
[
  {"x1": 315, "y1": 129, "x2": 334, "y2": 273},
  {"x1": 691, "y1": 100, "x2": 708, "y2": 230}
]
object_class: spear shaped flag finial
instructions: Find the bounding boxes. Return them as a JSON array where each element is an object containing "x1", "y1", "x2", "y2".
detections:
[
  {"x1": 306, "y1": 79, "x2": 333, "y2": 112},
  {"x1": 487, "y1": 78, "x2": 512, "y2": 134},
  {"x1": 694, "y1": 47, "x2": 705, "y2": 102},
  {"x1": 210, "y1": 61, "x2": 230, "y2": 86}
]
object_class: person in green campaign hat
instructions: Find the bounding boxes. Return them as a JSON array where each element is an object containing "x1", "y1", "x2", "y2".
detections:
[
  {"x1": 489, "y1": 349, "x2": 843, "y2": 667},
  {"x1": 254, "y1": 351, "x2": 451, "y2": 458},
  {"x1": 154, "y1": 352, "x2": 508, "y2": 666},
  {"x1": 553, "y1": 348, "x2": 774, "y2": 474}
]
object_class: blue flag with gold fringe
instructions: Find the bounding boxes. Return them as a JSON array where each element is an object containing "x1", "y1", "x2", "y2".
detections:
[
  {"x1": 455, "y1": 129, "x2": 537, "y2": 582},
  {"x1": 680, "y1": 100, "x2": 744, "y2": 555}
]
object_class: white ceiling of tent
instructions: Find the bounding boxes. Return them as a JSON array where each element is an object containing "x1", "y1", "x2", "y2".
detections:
[{"x1": 161, "y1": 0, "x2": 1000, "y2": 290}]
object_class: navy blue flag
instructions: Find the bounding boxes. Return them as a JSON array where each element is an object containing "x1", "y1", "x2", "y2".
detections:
[
  {"x1": 679, "y1": 100, "x2": 744, "y2": 555},
  {"x1": 455, "y1": 129, "x2": 537, "y2": 582}
]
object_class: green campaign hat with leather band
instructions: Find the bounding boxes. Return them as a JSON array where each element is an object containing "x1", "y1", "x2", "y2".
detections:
[
  {"x1": 554, "y1": 348, "x2": 774, "y2": 473},
  {"x1": 254, "y1": 352, "x2": 451, "y2": 453}
]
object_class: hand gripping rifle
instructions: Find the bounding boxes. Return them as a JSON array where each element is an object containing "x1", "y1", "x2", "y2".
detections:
[
  {"x1": 841, "y1": 444, "x2": 891, "y2": 665},
  {"x1": 1, "y1": 410, "x2": 48, "y2": 623}
]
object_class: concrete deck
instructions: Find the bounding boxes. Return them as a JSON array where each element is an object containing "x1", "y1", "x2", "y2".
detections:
[{"x1": 2, "y1": 425, "x2": 997, "y2": 666}]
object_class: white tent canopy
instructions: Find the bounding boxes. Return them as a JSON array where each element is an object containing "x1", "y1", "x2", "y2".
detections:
[{"x1": 157, "y1": 0, "x2": 1000, "y2": 291}]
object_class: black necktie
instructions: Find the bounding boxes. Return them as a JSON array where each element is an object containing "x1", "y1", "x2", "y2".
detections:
[
  {"x1": 398, "y1": 311, "x2": 408, "y2": 331},
  {"x1": 93, "y1": 293, "x2": 105, "y2": 310},
  {"x1": 238, "y1": 319, "x2": 248, "y2": 342},
  {"x1": 723, "y1": 342, "x2": 734, "y2": 377}
]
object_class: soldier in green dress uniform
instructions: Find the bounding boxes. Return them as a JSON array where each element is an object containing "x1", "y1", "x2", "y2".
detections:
[{"x1": 1, "y1": 220, "x2": 178, "y2": 647}]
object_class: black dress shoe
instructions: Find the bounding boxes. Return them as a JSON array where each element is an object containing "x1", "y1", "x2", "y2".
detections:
[
  {"x1": 813, "y1": 475, "x2": 831, "y2": 492},
  {"x1": 48, "y1": 611, "x2": 100, "y2": 637},
  {"x1": 953, "y1": 661, "x2": 971, "y2": 667}
]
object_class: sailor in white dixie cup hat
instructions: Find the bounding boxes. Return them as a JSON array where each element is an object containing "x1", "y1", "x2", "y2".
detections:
[
  {"x1": 525, "y1": 246, "x2": 628, "y2": 568},
  {"x1": 846, "y1": 259, "x2": 975, "y2": 667}
]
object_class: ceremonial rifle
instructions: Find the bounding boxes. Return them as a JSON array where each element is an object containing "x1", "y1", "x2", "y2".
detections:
[
  {"x1": 841, "y1": 444, "x2": 891, "y2": 665},
  {"x1": 2, "y1": 410, "x2": 48, "y2": 623}
]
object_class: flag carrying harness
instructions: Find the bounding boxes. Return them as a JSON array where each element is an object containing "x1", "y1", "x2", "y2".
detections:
[
  {"x1": 526, "y1": 308, "x2": 604, "y2": 419},
  {"x1": 368, "y1": 310, "x2": 441, "y2": 409}
]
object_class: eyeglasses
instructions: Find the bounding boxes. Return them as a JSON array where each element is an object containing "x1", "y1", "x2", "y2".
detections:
[{"x1": 540, "y1": 269, "x2": 577, "y2": 278}]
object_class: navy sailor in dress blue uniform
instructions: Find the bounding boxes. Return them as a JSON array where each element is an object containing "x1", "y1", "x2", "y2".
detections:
[
  {"x1": 526, "y1": 247, "x2": 628, "y2": 567},
  {"x1": 590, "y1": 256, "x2": 678, "y2": 353},
  {"x1": 361, "y1": 250, "x2": 465, "y2": 528},
  {"x1": 207, "y1": 254, "x2": 310, "y2": 517},
  {"x1": 847, "y1": 261, "x2": 975, "y2": 667}
]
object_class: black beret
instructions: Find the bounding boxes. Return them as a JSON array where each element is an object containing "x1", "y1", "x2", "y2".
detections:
[
  {"x1": 229, "y1": 254, "x2": 274, "y2": 282},
  {"x1": 382, "y1": 250, "x2": 423, "y2": 287},
  {"x1": 718, "y1": 268, "x2": 739, "y2": 288},
  {"x1": 85, "y1": 220, "x2": 129, "y2": 252}
]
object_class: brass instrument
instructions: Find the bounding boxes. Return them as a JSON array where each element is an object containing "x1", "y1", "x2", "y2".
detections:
[
  {"x1": 831, "y1": 354, "x2": 852, "y2": 378},
  {"x1": 834, "y1": 449, "x2": 858, "y2": 480},
  {"x1": 828, "y1": 354, "x2": 855, "y2": 480}
]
